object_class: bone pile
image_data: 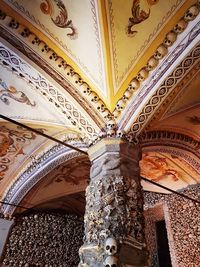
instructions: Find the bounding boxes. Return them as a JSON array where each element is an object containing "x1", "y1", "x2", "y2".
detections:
[
  {"x1": 144, "y1": 184, "x2": 200, "y2": 267},
  {"x1": 2, "y1": 212, "x2": 84, "y2": 267}
]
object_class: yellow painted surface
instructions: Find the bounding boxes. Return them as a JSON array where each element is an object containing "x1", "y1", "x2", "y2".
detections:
[
  {"x1": 1, "y1": 0, "x2": 197, "y2": 111},
  {"x1": 105, "y1": 0, "x2": 196, "y2": 109},
  {"x1": 0, "y1": 1, "x2": 109, "y2": 105}
]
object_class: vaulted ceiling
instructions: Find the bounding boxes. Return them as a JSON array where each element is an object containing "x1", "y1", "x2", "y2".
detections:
[{"x1": 0, "y1": 0, "x2": 199, "y2": 216}]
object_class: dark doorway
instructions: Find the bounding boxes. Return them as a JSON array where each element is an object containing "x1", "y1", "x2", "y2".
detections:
[{"x1": 156, "y1": 220, "x2": 172, "y2": 267}]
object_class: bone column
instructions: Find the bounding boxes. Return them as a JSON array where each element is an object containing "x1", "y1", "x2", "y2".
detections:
[{"x1": 79, "y1": 138, "x2": 148, "y2": 267}]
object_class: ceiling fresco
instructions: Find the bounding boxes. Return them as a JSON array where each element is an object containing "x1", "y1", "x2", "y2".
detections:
[
  {"x1": 18, "y1": 157, "x2": 90, "y2": 213},
  {"x1": 3, "y1": 0, "x2": 106, "y2": 96},
  {"x1": 12, "y1": 149, "x2": 200, "y2": 214},
  {"x1": 0, "y1": 0, "x2": 199, "y2": 216},
  {"x1": 105, "y1": 0, "x2": 185, "y2": 94},
  {"x1": 0, "y1": 121, "x2": 82, "y2": 199},
  {"x1": 140, "y1": 151, "x2": 200, "y2": 193},
  {"x1": 0, "y1": 60, "x2": 71, "y2": 126},
  {"x1": 1, "y1": 0, "x2": 197, "y2": 109}
]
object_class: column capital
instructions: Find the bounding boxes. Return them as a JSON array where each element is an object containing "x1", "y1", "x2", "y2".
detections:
[{"x1": 88, "y1": 137, "x2": 141, "y2": 161}]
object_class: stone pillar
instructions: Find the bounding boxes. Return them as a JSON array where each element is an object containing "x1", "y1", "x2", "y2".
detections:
[{"x1": 79, "y1": 138, "x2": 148, "y2": 267}]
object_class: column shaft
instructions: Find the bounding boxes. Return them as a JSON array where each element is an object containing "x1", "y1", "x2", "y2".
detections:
[{"x1": 79, "y1": 138, "x2": 148, "y2": 267}]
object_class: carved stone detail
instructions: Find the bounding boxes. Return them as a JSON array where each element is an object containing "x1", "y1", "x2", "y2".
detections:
[{"x1": 79, "y1": 139, "x2": 148, "y2": 267}]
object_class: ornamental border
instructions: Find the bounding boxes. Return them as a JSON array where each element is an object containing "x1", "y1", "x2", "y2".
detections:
[{"x1": 1, "y1": 141, "x2": 88, "y2": 215}]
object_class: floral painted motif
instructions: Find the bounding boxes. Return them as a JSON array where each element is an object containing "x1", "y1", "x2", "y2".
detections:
[
  {"x1": 127, "y1": 0, "x2": 159, "y2": 37},
  {"x1": 40, "y1": 0, "x2": 78, "y2": 39},
  {"x1": 0, "y1": 78, "x2": 36, "y2": 106}
]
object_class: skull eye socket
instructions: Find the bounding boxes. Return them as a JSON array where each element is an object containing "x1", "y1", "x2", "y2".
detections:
[
  {"x1": 112, "y1": 265, "x2": 117, "y2": 267},
  {"x1": 106, "y1": 245, "x2": 110, "y2": 250},
  {"x1": 105, "y1": 265, "x2": 109, "y2": 267}
]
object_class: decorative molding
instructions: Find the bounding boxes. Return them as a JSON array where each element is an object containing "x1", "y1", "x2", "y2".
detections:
[
  {"x1": 0, "y1": 6, "x2": 111, "y2": 121},
  {"x1": 1, "y1": 141, "x2": 88, "y2": 215},
  {"x1": 114, "y1": 2, "x2": 200, "y2": 117},
  {"x1": 0, "y1": 43, "x2": 100, "y2": 137},
  {"x1": 145, "y1": 62, "x2": 200, "y2": 126},
  {"x1": 140, "y1": 130, "x2": 200, "y2": 156},
  {"x1": 5, "y1": 0, "x2": 105, "y2": 91},
  {"x1": 128, "y1": 43, "x2": 200, "y2": 135},
  {"x1": 120, "y1": 17, "x2": 200, "y2": 127},
  {"x1": 140, "y1": 130, "x2": 200, "y2": 174}
]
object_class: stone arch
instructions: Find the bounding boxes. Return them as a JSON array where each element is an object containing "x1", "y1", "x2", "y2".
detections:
[{"x1": 1, "y1": 142, "x2": 88, "y2": 216}]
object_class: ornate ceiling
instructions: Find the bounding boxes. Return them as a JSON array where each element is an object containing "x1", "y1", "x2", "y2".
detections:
[{"x1": 0, "y1": 0, "x2": 199, "y2": 216}]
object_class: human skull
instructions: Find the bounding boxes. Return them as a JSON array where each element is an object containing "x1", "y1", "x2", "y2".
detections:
[
  {"x1": 98, "y1": 131, "x2": 107, "y2": 138},
  {"x1": 47, "y1": 50, "x2": 58, "y2": 61},
  {"x1": 173, "y1": 19, "x2": 188, "y2": 33},
  {"x1": 106, "y1": 119, "x2": 116, "y2": 130},
  {"x1": 163, "y1": 31, "x2": 177, "y2": 47},
  {"x1": 38, "y1": 42, "x2": 49, "y2": 53},
  {"x1": 128, "y1": 78, "x2": 140, "y2": 91},
  {"x1": 116, "y1": 130, "x2": 126, "y2": 138},
  {"x1": 102, "y1": 108, "x2": 110, "y2": 119},
  {"x1": 17, "y1": 25, "x2": 30, "y2": 37},
  {"x1": 9, "y1": 19, "x2": 19, "y2": 29},
  {"x1": 56, "y1": 57, "x2": 66, "y2": 68},
  {"x1": 154, "y1": 45, "x2": 167, "y2": 60},
  {"x1": 72, "y1": 73, "x2": 82, "y2": 84},
  {"x1": 65, "y1": 65, "x2": 74, "y2": 76},
  {"x1": 105, "y1": 237, "x2": 118, "y2": 255},
  {"x1": 123, "y1": 89, "x2": 132, "y2": 100},
  {"x1": 184, "y1": 5, "x2": 199, "y2": 21},
  {"x1": 113, "y1": 109, "x2": 120, "y2": 118},
  {"x1": 79, "y1": 82, "x2": 91, "y2": 94},
  {"x1": 104, "y1": 256, "x2": 118, "y2": 267},
  {"x1": 107, "y1": 129, "x2": 116, "y2": 137},
  {"x1": 95, "y1": 100, "x2": 106, "y2": 112},
  {"x1": 88, "y1": 92, "x2": 99, "y2": 102},
  {"x1": 146, "y1": 57, "x2": 158, "y2": 71},
  {"x1": 116, "y1": 99, "x2": 126, "y2": 110},
  {"x1": 136, "y1": 68, "x2": 149, "y2": 82}
]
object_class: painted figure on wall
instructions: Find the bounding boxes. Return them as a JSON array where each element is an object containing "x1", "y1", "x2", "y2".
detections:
[
  {"x1": 140, "y1": 153, "x2": 180, "y2": 182},
  {"x1": 127, "y1": 0, "x2": 159, "y2": 37}
]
